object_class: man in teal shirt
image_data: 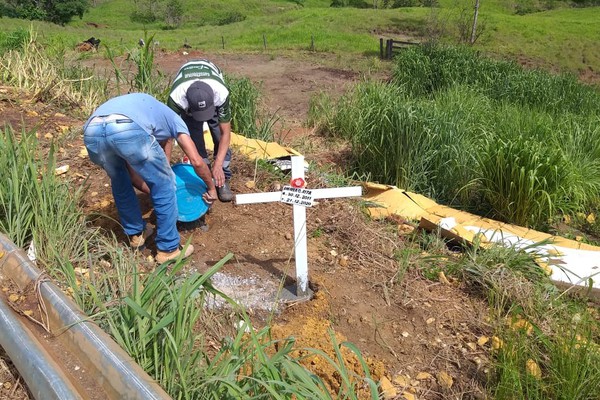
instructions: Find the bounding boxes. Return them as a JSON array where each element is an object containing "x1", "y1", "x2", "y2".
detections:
[{"x1": 167, "y1": 59, "x2": 233, "y2": 202}]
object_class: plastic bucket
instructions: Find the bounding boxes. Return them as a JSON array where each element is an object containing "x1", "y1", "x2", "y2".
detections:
[{"x1": 172, "y1": 163, "x2": 209, "y2": 222}]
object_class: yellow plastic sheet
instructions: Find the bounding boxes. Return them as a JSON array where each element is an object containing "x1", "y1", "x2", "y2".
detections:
[{"x1": 362, "y1": 184, "x2": 600, "y2": 298}]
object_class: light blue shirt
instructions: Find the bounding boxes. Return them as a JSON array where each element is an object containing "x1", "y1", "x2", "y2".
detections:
[{"x1": 84, "y1": 93, "x2": 189, "y2": 141}]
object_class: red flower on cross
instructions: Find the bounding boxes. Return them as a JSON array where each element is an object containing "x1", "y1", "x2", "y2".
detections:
[{"x1": 290, "y1": 177, "x2": 306, "y2": 188}]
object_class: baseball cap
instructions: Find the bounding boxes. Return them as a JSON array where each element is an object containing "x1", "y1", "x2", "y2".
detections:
[{"x1": 186, "y1": 81, "x2": 215, "y2": 121}]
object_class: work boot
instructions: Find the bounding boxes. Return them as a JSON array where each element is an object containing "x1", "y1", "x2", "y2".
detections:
[
  {"x1": 156, "y1": 244, "x2": 194, "y2": 264},
  {"x1": 217, "y1": 179, "x2": 233, "y2": 202},
  {"x1": 129, "y1": 225, "x2": 154, "y2": 250}
]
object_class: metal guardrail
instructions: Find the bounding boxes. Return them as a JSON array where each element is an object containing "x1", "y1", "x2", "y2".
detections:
[{"x1": 0, "y1": 233, "x2": 172, "y2": 400}]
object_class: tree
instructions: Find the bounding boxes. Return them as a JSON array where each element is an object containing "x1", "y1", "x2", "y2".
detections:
[
  {"x1": 164, "y1": 0, "x2": 184, "y2": 29},
  {"x1": 0, "y1": 0, "x2": 89, "y2": 25}
]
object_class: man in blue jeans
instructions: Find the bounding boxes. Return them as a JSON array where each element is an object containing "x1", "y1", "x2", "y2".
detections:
[{"x1": 83, "y1": 93, "x2": 217, "y2": 263}]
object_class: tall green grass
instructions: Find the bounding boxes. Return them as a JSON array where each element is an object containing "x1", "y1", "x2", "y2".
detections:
[
  {"x1": 460, "y1": 242, "x2": 600, "y2": 400},
  {"x1": 310, "y1": 44, "x2": 600, "y2": 229},
  {"x1": 0, "y1": 127, "x2": 97, "y2": 276},
  {"x1": 392, "y1": 43, "x2": 600, "y2": 116},
  {"x1": 0, "y1": 27, "x2": 30, "y2": 55},
  {"x1": 228, "y1": 75, "x2": 278, "y2": 141}
]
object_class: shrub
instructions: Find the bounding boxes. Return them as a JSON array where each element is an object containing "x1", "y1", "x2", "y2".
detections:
[{"x1": 216, "y1": 11, "x2": 246, "y2": 26}]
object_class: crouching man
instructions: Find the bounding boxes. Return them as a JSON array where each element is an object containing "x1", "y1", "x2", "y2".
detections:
[{"x1": 83, "y1": 93, "x2": 217, "y2": 263}]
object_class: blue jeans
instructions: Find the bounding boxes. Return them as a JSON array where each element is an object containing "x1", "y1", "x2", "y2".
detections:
[
  {"x1": 84, "y1": 118, "x2": 180, "y2": 252},
  {"x1": 183, "y1": 114, "x2": 232, "y2": 179}
]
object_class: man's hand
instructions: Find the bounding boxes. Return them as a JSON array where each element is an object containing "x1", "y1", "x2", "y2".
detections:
[
  {"x1": 203, "y1": 188, "x2": 218, "y2": 205},
  {"x1": 212, "y1": 163, "x2": 225, "y2": 187}
]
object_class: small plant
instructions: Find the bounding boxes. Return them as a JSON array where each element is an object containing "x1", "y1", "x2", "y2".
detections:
[
  {"x1": 0, "y1": 27, "x2": 30, "y2": 55},
  {"x1": 311, "y1": 226, "x2": 324, "y2": 238},
  {"x1": 125, "y1": 32, "x2": 169, "y2": 98}
]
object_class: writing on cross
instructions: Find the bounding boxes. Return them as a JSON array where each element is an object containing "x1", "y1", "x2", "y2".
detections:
[{"x1": 235, "y1": 156, "x2": 362, "y2": 301}]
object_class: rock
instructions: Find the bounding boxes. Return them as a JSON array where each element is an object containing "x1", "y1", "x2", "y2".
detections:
[
  {"x1": 55, "y1": 165, "x2": 69, "y2": 175},
  {"x1": 284, "y1": 232, "x2": 292, "y2": 240},
  {"x1": 402, "y1": 392, "x2": 416, "y2": 400},
  {"x1": 393, "y1": 374, "x2": 410, "y2": 387},
  {"x1": 416, "y1": 372, "x2": 433, "y2": 380},
  {"x1": 526, "y1": 359, "x2": 541, "y2": 379},
  {"x1": 477, "y1": 336, "x2": 489, "y2": 347},
  {"x1": 338, "y1": 255, "x2": 349, "y2": 267},
  {"x1": 379, "y1": 376, "x2": 397, "y2": 399},
  {"x1": 491, "y1": 336, "x2": 503, "y2": 350},
  {"x1": 437, "y1": 371, "x2": 453, "y2": 389}
]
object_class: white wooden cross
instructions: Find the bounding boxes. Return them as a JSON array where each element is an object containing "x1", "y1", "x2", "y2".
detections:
[{"x1": 235, "y1": 156, "x2": 362, "y2": 300}]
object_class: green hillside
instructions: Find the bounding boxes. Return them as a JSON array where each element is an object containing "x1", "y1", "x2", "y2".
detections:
[{"x1": 1, "y1": 0, "x2": 599, "y2": 79}]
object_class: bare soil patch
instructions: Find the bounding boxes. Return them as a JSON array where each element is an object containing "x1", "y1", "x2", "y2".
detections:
[{"x1": 0, "y1": 51, "x2": 493, "y2": 399}]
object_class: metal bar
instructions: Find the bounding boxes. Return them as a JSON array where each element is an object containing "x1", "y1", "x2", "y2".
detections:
[
  {"x1": 0, "y1": 296, "x2": 83, "y2": 400},
  {"x1": 0, "y1": 234, "x2": 172, "y2": 400}
]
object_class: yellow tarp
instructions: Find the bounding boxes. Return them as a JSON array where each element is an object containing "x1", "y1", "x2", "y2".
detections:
[
  {"x1": 362, "y1": 184, "x2": 600, "y2": 297},
  {"x1": 205, "y1": 131, "x2": 301, "y2": 160}
]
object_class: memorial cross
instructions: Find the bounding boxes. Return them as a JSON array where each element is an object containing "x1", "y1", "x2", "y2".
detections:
[{"x1": 235, "y1": 156, "x2": 362, "y2": 300}]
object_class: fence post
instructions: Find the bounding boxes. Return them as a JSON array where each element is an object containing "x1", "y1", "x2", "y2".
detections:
[
  {"x1": 221, "y1": 36, "x2": 225, "y2": 49},
  {"x1": 387, "y1": 39, "x2": 393, "y2": 59},
  {"x1": 310, "y1": 35, "x2": 315, "y2": 51},
  {"x1": 379, "y1": 38, "x2": 384, "y2": 59},
  {"x1": 263, "y1": 34, "x2": 267, "y2": 50}
]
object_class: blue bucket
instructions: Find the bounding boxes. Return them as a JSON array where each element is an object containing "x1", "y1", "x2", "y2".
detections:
[{"x1": 172, "y1": 163, "x2": 209, "y2": 222}]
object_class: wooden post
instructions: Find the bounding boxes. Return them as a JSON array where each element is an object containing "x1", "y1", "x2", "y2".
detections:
[
  {"x1": 221, "y1": 36, "x2": 225, "y2": 49},
  {"x1": 380, "y1": 38, "x2": 384, "y2": 59},
  {"x1": 263, "y1": 34, "x2": 267, "y2": 50},
  {"x1": 310, "y1": 35, "x2": 315, "y2": 51},
  {"x1": 387, "y1": 39, "x2": 392, "y2": 59},
  {"x1": 470, "y1": 0, "x2": 481, "y2": 45}
]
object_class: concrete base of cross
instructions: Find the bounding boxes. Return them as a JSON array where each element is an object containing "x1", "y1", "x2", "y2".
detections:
[{"x1": 279, "y1": 284, "x2": 314, "y2": 303}]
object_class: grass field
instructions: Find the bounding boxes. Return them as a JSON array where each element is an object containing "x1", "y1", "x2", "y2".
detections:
[{"x1": 1, "y1": 1, "x2": 599, "y2": 76}]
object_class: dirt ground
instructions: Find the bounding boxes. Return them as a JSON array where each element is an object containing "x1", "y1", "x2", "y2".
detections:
[{"x1": 0, "y1": 50, "x2": 493, "y2": 399}]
